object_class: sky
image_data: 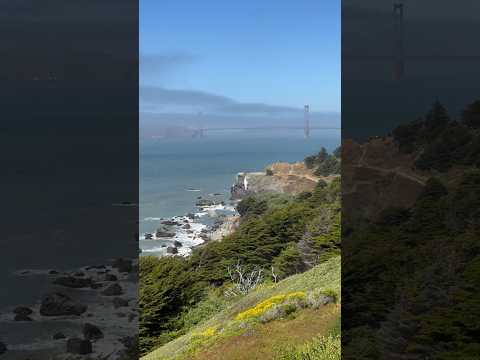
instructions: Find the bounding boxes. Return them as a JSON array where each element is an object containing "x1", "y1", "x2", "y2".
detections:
[{"x1": 140, "y1": 0, "x2": 340, "y2": 127}]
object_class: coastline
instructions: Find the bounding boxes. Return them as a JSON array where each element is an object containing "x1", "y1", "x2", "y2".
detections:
[{"x1": 139, "y1": 197, "x2": 239, "y2": 257}]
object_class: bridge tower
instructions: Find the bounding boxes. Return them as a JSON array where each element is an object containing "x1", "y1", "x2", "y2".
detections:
[
  {"x1": 304, "y1": 105, "x2": 310, "y2": 138},
  {"x1": 393, "y1": 2, "x2": 405, "y2": 80}
]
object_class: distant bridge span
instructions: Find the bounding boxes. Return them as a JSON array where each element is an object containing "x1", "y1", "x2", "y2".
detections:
[
  {"x1": 202, "y1": 126, "x2": 340, "y2": 131},
  {"x1": 192, "y1": 125, "x2": 339, "y2": 138}
]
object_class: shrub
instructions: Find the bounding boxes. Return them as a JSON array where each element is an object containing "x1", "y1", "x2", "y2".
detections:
[
  {"x1": 306, "y1": 290, "x2": 337, "y2": 309},
  {"x1": 235, "y1": 292, "x2": 306, "y2": 321}
]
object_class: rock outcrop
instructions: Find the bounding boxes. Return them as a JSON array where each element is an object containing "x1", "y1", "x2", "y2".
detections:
[
  {"x1": 82, "y1": 323, "x2": 104, "y2": 341},
  {"x1": 40, "y1": 292, "x2": 87, "y2": 316},
  {"x1": 231, "y1": 162, "x2": 324, "y2": 199}
]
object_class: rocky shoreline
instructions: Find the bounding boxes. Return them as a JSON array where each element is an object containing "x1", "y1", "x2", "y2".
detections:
[
  {"x1": 140, "y1": 195, "x2": 239, "y2": 257},
  {"x1": 0, "y1": 258, "x2": 138, "y2": 359}
]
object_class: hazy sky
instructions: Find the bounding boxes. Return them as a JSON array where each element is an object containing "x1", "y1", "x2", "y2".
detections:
[{"x1": 140, "y1": 0, "x2": 340, "y2": 118}]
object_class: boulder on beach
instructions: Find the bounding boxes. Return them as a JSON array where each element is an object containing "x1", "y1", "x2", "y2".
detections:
[
  {"x1": 166, "y1": 246, "x2": 178, "y2": 255},
  {"x1": 53, "y1": 332, "x2": 66, "y2": 340},
  {"x1": 82, "y1": 323, "x2": 104, "y2": 341},
  {"x1": 173, "y1": 240, "x2": 183, "y2": 247},
  {"x1": 67, "y1": 338, "x2": 92, "y2": 355},
  {"x1": 112, "y1": 258, "x2": 132, "y2": 273},
  {"x1": 183, "y1": 223, "x2": 191, "y2": 229},
  {"x1": 186, "y1": 213, "x2": 195, "y2": 219},
  {"x1": 40, "y1": 293, "x2": 87, "y2": 316},
  {"x1": 53, "y1": 276, "x2": 93, "y2": 288},
  {"x1": 102, "y1": 283, "x2": 123, "y2": 296},
  {"x1": 144, "y1": 233, "x2": 153, "y2": 240}
]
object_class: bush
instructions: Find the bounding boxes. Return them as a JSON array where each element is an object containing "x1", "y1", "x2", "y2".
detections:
[
  {"x1": 306, "y1": 290, "x2": 337, "y2": 309},
  {"x1": 235, "y1": 292, "x2": 306, "y2": 321}
]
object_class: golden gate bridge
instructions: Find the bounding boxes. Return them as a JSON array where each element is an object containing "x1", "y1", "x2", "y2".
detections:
[{"x1": 193, "y1": 105, "x2": 339, "y2": 138}]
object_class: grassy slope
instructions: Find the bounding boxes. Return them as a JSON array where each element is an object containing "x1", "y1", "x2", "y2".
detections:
[{"x1": 143, "y1": 256, "x2": 340, "y2": 360}]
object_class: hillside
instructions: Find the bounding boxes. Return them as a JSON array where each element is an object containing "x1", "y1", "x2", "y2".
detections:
[
  {"x1": 231, "y1": 148, "x2": 340, "y2": 200},
  {"x1": 343, "y1": 100, "x2": 480, "y2": 359},
  {"x1": 143, "y1": 256, "x2": 340, "y2": 360},
  {"x1": 139, "y1": 149, "x2": 341, "y2": 359}
]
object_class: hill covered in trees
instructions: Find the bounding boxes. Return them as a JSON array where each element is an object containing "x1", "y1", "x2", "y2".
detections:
[{"x1": 343, "y1": 100, "x2": 480, "y2": 359}]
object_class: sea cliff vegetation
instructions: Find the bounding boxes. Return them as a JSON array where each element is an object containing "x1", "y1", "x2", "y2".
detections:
[{"x1": 139, "y1": 151, "x2": 341, "y2": 359}]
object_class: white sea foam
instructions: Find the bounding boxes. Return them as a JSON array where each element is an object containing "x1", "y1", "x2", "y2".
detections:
[{"x1": 143, "y1": 217, "x2": 162, "y2": 221}]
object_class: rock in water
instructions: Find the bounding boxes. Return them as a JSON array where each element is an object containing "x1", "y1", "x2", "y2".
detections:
[
  {"x1": 155, "y1": 229, "x2": 176, "y2": 238},
  {"x1": 82, "y1": 323, "x2": 104, "y2": 341},
  {"x1": 13, "y1": 306, "x2": 33, "y2": 316},
  {"x1": 166, "y1": 246, "x2": 178, "y2": 254},
  {"x1": 66, "y1": 338, "x2": 92, "y2": 354},
  {"x1": 53, "y1": 332, "x2": 66, "y2": 340},
  {"x1": 40, "y1": 293, "x2": 87, "y2": 316},
  {"x1": 173, "y1": 240, "x2": 183, "y2": 247},
  {"x1": 161, "y1": 220, "x2": 181, "y2": 226},
  {"x1": 101, "y1": 283, "x2": 123, "y2": 296},
  {"x1": 53, "y1": 276, "x2": 93, "y2": 288},
  {"x1": 0, "y1": 341, "x2": 7, "y2": 354},
  {"x1": 196, "y1": 199, "x2": 215, "y2": 207}
]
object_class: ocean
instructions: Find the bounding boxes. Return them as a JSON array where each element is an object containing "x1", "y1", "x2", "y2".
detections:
[{"x1": 139, "y1": 130, "x2": 340, "y2": 256}]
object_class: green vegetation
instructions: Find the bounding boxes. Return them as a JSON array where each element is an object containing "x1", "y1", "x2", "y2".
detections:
[
  {"x1": 304, "y1": 147, "x2": 341, "y2": 177},
  {"x1": 393, "y1": 100, "x2": 480, "y2": 170},
  {"x1": 276, "y1": 335, "x2": 341, "y2": 360},
  {"x1": 140, "y1": 156, "x2": 341, "y2": 357},
  {"x1": 345, "y1": 103, "x2": 480, "y2": 359},
  {"x1": 143, "y1": 256, "x2": 340, "y2": 360}
]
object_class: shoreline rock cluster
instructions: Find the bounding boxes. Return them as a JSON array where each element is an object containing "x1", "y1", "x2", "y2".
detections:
[{"x1": 1, "y1": 258, "x2": 138, "y2": 358}]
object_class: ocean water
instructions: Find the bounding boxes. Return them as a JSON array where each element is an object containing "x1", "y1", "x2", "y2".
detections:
[{"x1": 139, "y1": 130, "x2": 340, "y2": 255}]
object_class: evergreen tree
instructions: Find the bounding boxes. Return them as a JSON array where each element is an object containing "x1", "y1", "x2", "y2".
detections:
[{"x1": 462, "y1": 99, "x2": 480, "y2": 128}]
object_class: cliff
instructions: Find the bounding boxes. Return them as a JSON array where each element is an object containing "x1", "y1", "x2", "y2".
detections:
[{"x1": 230, "y1": 162, "x2": 335, "y2": 199}]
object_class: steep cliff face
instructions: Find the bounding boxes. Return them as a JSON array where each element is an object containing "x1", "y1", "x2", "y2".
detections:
[
  {"x1": 231, "y1": 162, "x2": 335, "y2": 199},
  {"x1": 343, "y1": 137, "x2": 427, "y2": 226}
]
